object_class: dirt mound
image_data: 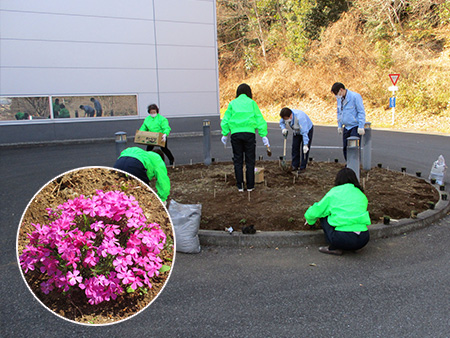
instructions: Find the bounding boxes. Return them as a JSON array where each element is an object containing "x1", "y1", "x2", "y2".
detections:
[{"x1": 168, "y1": 161, "x2": 439, "y2": 232}]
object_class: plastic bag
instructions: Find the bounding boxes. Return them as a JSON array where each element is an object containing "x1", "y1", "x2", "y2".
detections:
[
  {"x1": 168, "y1": 200, "x2": 202, "y2": 254},
  {"x1": 429, "y1": 155, "x2": 447, "y2": 185}
]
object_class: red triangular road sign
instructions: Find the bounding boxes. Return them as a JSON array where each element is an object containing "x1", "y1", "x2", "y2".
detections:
[{"x1": 389, "y1": 74, "x2": 400, "y2": 86}]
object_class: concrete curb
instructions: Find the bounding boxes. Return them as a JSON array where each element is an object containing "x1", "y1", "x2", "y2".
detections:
[{"x1": 199, "y1": 185, "x2": 449, "y2": 248}]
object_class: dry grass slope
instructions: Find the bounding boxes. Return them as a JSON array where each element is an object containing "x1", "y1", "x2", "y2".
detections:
[{"x1": 219, "y1": 11, "x2": 450, "y2": 134}]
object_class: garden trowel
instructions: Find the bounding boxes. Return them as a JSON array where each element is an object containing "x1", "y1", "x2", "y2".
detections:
[{"x1": 281, "y1": 132, "x2": 290, "y2": 171}]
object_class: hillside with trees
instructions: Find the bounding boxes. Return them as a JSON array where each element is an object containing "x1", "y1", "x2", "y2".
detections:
[{"x1": 217, "y1": 0, "x2": 450, "y2": 133}]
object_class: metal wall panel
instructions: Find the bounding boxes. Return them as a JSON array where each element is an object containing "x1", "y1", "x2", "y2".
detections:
[{"x1": 0, "y1": 0, "x2": 220, "y2": 144}]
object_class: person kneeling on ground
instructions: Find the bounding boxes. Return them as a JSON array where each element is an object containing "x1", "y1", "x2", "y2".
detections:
[
  {"x1": 279, "y1": 107, "x2": 314, "y2": 173},
  {"x1": 304, "y1": 168, "x2": 370, "y2": 255},
  {"x1": 114, "y1": 147, "x2": 170, "y2": 204}
]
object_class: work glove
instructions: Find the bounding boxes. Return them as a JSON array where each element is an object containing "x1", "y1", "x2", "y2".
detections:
[
  {"x1": 358, "y1": 128, "x2": 365, "y2": 136},
  {"x1": 282, "y1": 128, "x2": 288, "y2": 136},
  {"x1": 162, "y1": 134, "x2": 167, "y2": 142},
  {"x1": 262, "y1": 136, "x2": 270, "y2": 147},
  {"x1": 337, "y1": 127, "x2": 343, "y2": 135},
  {"x1": 303, "y1": 145, "x2": 309, "y2": 153},
  {"x1": 221, "y1": 135, "x2": 228, "y2": 145}
]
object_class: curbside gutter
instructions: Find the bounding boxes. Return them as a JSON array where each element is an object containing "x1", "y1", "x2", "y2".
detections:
[{"x1": 199, "y1": 185, "x2": 449, "y2": 248}]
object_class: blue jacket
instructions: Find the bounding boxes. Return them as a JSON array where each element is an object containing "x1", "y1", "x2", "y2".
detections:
[
  {"x1": 279, "y1": 109, "x2": 313, "y2": 145},
  {"x1": 93, "y1": 99, "x2": 102, "y2": 113},
  {"x1": 336, "y1": 89, "x2": 366, "y2": 129},
  {"x1": 83, "y1": 105, "x2": 95, "y2": 117}
]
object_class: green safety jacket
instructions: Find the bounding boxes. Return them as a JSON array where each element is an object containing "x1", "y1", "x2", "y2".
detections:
[
  {"x1": 304, "y1": 183, "x2": 370, "y2": 232},
  {"x1": 15, "y1": 112, "x2": 26, "y2": 120},
  {"x1": 221, "y1": 94, "x2": 268, "y2": 137},
  {"x1": 119, "y1": 147, "x2": 170, "y2": 201},
  {"x1": 53, "y1": 103, "x2": 60, "y2": 116},
  {"x1": 139, "y1": 114, "x2": 171, "y2": 135},
  {"x1": 58, "y1": 108, "x2": 70, "y2": 118}
]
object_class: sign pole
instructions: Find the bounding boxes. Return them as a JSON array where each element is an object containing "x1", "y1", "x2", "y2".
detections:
[
  {"x1": 392, "y1": 92, "x2": 395, "y2": 125},
  {"x1": 388, "y1": 74, "x2": 400, "y2": 125}
]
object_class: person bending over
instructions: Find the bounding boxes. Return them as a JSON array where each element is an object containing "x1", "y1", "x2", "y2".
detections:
[{"x1": 114, "y1": 147, "x2": 170, "y2": 203}]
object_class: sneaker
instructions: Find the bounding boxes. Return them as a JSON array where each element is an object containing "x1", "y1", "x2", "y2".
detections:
[
  {"x1": 319, "y1": 246, "x2": 343, "y2": 256},
  {"x1": 247, "y1": 188, "x2": 254, "y2": 192},
  {"x1": 238, "y1": 188, "x2": 244, "y2": 192}
]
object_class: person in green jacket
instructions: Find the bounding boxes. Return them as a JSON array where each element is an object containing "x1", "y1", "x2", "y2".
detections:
[
  {"x1": 139, "y1": 104, "x2": 175, "y2": 165},
  {"x1": 57, "y1": 104, "x2": 70, "y2": 118},
  {"x1": 304, "y1": 168, "x2": 370, "y2": 255},
  {"x1": 53, "y1": 98, "x2": 61, "y2": 118},
  {"x1": 15, "y1": 112, "x2": 29, "y2": 120},
  {"x1": 114, "y1": 147, "x2": 171, "y2": 203},
  {"x1": 221, "y1": 83, "x2": 270, "y2": 192}
]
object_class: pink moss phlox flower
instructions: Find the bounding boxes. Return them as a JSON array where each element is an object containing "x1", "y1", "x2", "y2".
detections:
[
  {"x1": 20, "y1": 254, "x2": 38, "y2": 273},
  {"x1": 83, "y1": 250, "x2": 99, "y2": 268},
  {"x1": 20, "y1": 189, "x2": 167, "y2": 305},
  {"x1": 125, "y1": 245, "x2": 139, "y2": 257},
  {"x1": 104, "y1": 224, "x2": 121, "y2": 238},
  {"x1": 128, "y1": 233, "x2": 141, "y2": 246},
  {"x1": 90, "y1": 220, "x2": 105, "y2": 232},
  {"x1": 105, "y1": 238, "x2": 123, "y2": 256},
  {"x1": 67, "y1": 269, "x2": 83, "y2": 286},
  {"x1": 40, "y1": 281, "x2": 54, "y2": 294},
  {"x1": 113, "y1": 255, "x2": 133, "y2": 272},
  {"x1": 117, "y1": 269, "x2": 136, "y2": 285},
  {"x1": 40, "y1": 255, "x2": 59, "y2": 275}
]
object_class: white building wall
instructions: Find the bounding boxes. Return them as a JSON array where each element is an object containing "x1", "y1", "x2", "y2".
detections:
[{"x1": 0, "y1": 0, "x2": 219, "y2": 119}]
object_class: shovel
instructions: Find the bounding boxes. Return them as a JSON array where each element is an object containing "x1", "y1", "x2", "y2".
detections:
[{"x1": 281, "y1": 132, "x2": 290, "y2": 172}]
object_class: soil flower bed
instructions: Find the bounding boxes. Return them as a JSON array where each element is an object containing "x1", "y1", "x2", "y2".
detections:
[{"x1": 168, "y1": 161, "x2": 439, "y2": 232}]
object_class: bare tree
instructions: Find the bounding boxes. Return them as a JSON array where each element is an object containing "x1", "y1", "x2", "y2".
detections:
[{"x1": 22, "y1": 97, "x2": 50, "y2": 117}]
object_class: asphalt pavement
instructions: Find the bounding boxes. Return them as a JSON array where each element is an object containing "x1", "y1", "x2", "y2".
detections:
[{"x1": 1, "y1": 125, "x2": 449, "y2": 337}]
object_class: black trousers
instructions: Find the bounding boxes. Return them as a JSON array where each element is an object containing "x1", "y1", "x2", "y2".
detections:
[
  {"x1": 342, "y1": 126, "x2": 361, "y2": 161},
  {"x1": 292, "y1": 126, "x2": 314, "y2": 169},
  {"x1": 231, "y1": 132, "x2": 256, "y2": 189},
  {"x1": 320, "y1": 217, "x2": 369, "y2": 251},
  {"x1": 146, "y1": 138, "x2": 175, "y2": 164},
  {"x1": 114, "y1": 156, "x2": 149, "y2": 184}
]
